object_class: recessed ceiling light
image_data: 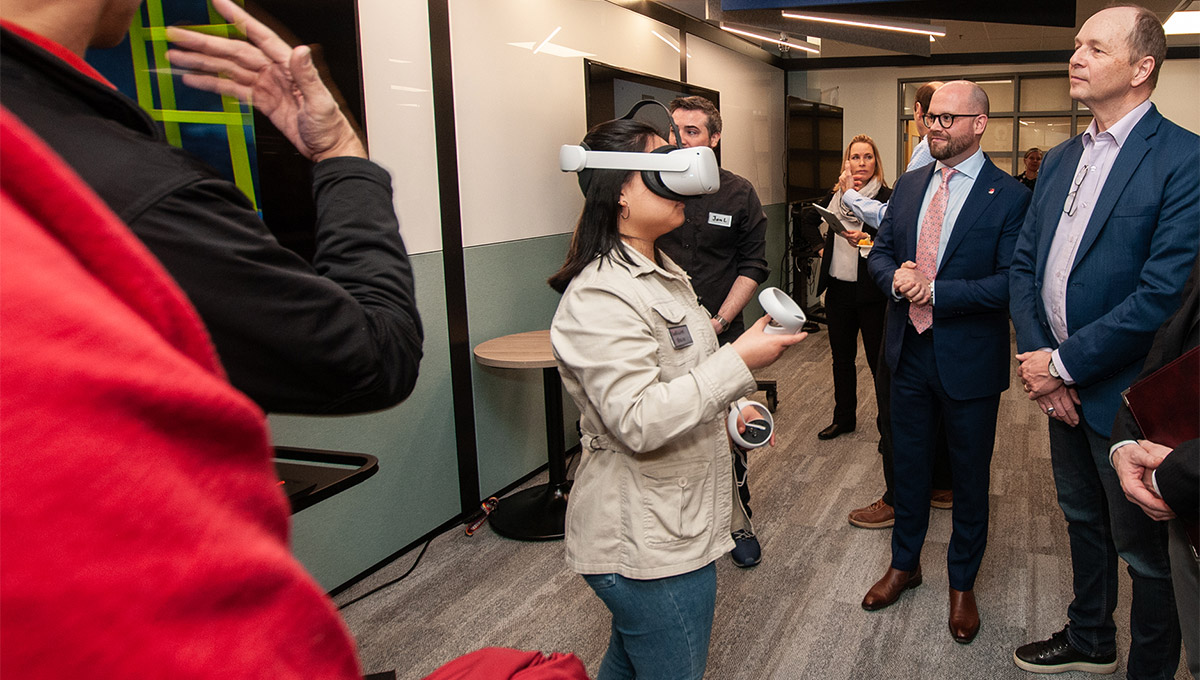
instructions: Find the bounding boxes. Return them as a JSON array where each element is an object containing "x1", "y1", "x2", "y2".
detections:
[
  {"x1": 782, "y1": 11, "x2": 946, "y2": 37},
  {"x1": 1163, "y1": 10, "x2": 1200, "y2": 35}
]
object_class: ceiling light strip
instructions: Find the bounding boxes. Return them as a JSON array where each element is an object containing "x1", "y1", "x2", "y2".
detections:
[
  {"x1": 720, "y1": 25, "x2": 820, "y2": 54},
  {"x1": 781, "y1": 11, "x2": 945, "y2": 37}
]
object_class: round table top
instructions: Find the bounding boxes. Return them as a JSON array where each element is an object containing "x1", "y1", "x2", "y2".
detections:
[{"x1": 473, "y1": 329, "x2": 556, "y2": 369}]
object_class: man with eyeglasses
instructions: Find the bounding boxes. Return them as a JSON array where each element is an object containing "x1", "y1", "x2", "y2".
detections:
[
  {"x1": 1009, "y1": 5, "x2": 1198, "y2": 677},
  {"x1": 839, "y1": 80, "x2": 959, "y2": 534},
  {"x1": 861, "y1": 80, "x2": 1031, "y2": 644}
]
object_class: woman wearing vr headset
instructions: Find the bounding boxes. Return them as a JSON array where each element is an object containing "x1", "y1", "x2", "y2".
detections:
[
  {"x1": 808, "y1": 134, "x2": 891, "y2": 443},
  {"x1": 549, "y1": 119, "x2": 805, "y2": 680}
]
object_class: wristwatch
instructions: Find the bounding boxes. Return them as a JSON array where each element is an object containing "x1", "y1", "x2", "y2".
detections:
[
  {"x1": 714, "y1": 314, "x2": 730, "y2": 333},
  {"x1": 1048, "y1": 355, "x2": 1061, "y2": 380}
]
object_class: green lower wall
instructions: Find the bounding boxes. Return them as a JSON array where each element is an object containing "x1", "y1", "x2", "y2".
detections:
[
  {"x1": 464, "y1": 234, "x2": 580, "y2": 498},
  {"x1": 283, "y1": 204, "x2": 786, "y2": 590}
]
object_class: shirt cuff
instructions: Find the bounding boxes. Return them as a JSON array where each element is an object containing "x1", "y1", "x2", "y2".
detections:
[
  {"x1": 1109, "y1": 439, "x2": 1138, "y2": 469},
  {"x1": 929, "y1": 281, "x2": 935, "y2": 305},
  {"x1": 1150, "y1": 469, "x2": 1163, "y2": 498},
  {"x1": 1050, "y1": 348, "x2": 1076, "y2": 385}
]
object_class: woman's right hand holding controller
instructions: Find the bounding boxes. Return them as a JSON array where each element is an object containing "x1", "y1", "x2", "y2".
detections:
[{"x1": 731, "y1": 315, "x2": 807, "y2": 370}]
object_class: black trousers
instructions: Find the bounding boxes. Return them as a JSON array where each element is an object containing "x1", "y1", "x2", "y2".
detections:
[
  {"x1": 823, "y1": 279, "x2": 885, "y2": 428},
  {"x1": 874, "y1": 311, "x2": 952, "y2": 507}
]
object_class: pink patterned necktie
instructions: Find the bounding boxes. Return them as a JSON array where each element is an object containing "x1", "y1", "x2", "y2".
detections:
[{"x1": 909, "y1": 167, "x2": 956, "y2": 333}]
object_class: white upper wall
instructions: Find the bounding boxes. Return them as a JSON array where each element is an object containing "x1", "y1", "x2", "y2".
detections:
[
  {"x1": 799, "y1": 60, "x2": 1199, "y2": 178},
  {"x1": 686, "y1": 36, "x2": 786, "y2": 205},
  {"x1": 449, "y1": 0, "x2": 682, "y2": 248},
  {"x1": 358, "y1": 0, "x2": 442, "y2": 255}
]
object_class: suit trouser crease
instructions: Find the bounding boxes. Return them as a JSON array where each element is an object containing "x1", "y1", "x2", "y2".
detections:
[
  {"x1": 875, "y1": 311, "x2": 953, "y2": 507},
  {"x1": 889, "y1": 325, "x2": 999, "y2": 591}
]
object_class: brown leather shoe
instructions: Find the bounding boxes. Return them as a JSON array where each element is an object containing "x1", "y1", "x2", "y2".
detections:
[
  {"x1": 930, "y1": 489, "x2": 953, "y2": 509},
  {"x1": 861, "y1": 566, "x2": 922, "y2": 611},
  {"x1": 848, "y1": 498, "x2": 895, "y2": 529},
  {"x1": 948, "y1": 587, "x2": 980, "y2": 643}
]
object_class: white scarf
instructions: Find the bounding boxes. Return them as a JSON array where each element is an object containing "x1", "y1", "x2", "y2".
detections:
[{"x1": 828, "y1": 176, "x2": 882, "y2": 282}]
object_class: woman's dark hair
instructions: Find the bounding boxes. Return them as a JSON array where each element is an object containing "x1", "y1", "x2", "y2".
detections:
[{"x1": 548, "y1": 119, "x2": 659, "y2": 293}]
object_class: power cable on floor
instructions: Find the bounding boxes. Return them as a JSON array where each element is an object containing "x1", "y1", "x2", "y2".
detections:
[{"x1": 336, "y1": 537, "x2": 433, "y2": 610}]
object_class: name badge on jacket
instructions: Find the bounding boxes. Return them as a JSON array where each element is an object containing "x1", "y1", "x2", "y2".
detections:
[
  {"x1": 668, "y1": 324, "x2": 694, "y2": 349},
  {"x1": 708, "y1": 212, "x2": 732, "y2": 227}
]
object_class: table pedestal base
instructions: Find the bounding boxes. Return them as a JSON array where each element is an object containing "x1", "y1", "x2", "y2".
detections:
[{"x1": 489, "y1": 481, "x2": 572, "y2": 541}]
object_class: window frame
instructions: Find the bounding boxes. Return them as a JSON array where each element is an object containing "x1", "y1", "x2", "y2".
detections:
[{"x1": 897, "y1": 72, "x2": 1091, "y2": 178}]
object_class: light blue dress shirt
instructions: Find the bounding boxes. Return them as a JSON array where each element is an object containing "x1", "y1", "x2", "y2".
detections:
[
  {"x1": 841, "y1": 136, "x2": 935, "y2": 228},
  {"x1": 916, "y1": 146, "x2": 985, "y2": 268}
]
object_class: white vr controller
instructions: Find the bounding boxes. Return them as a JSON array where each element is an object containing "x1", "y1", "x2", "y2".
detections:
[
  {"x1": 758, "y1": 287, "x2": 807, "y2": 335},
  {"x1": 558, "y1": 145, "x2": 721, "y2": 197},
  {"x1": 727, "y1": 398, "x2": 774, "y2": 450}
]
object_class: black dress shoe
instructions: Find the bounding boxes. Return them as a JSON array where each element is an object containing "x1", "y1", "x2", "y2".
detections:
[
  {"x1": 1013, "y1": 626, "x2": 1117, "y2": 674},
  {"x1": 817, "y1": 423, "x2": 854, "y2": 440}
]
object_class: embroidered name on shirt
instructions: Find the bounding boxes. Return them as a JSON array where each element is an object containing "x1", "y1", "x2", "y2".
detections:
[
  {"x1": 668, "y1": 324, "x2": 694, "y2": 349},
  {"x1": 708, "y1": 212, "x2": 733, "y2": 227}
]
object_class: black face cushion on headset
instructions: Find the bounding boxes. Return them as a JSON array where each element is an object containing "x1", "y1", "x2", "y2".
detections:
[{"x1": 642, "y1": 145, "x2": 688, "y2": 201}]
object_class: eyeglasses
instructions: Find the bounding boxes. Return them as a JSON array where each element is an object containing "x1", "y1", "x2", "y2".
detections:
[
  {"x1": 1063, "y1": 162, "x2": 1090, "y2": 216},
  {"x1": 922, "y1": 112, "x2": 984, "y2": 129}
]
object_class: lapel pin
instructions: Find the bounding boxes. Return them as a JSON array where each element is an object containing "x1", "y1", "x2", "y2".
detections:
[{"x1": 988, "y1": 187, "x2": 995, "y2": 194}]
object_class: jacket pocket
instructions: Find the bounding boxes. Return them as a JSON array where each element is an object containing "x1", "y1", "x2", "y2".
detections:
[
  {"x1": 640, "y1": 460, "x2": 712, "y2": 545},
  {"x1": 650, "y1": 301, "x2": 699, "y2": 370}
]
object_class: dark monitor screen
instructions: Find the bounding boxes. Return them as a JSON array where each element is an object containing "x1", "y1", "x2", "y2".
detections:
[{"x1": 584, "y1": 60, "x2": 720, "y2": 159}]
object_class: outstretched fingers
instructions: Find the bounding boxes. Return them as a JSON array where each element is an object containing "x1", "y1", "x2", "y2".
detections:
[
  {"x1": 165, "y1": 48, "x2": 259, "y2": 89},
  {"x1": 210, "y1": 0, "x2": 295, "y2": 66}
]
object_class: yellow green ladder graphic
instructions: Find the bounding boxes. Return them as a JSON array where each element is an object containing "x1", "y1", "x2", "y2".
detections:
[{"x1": 127, "y1": 0, "x2": 258, "y2": 208}]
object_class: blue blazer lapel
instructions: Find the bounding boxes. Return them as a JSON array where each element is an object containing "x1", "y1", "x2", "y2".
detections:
[
  {"x1": 1073, "y1": 106, "x2": 1162, "y2": 270},
  {"x1": 1039, "y1": 137, "x2": 1084, "y2": 267},
  {"x1": 941, "y1": 157, "x2": 1001, "y2": 264},
  {"x1": 898, "y1": 163, "x2": 937, "y2": 261}
]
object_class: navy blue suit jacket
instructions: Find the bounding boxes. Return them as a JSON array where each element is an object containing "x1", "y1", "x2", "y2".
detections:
[
  {"x1": 868, "y1": 154, "x2": 1031, "y2": 401},
  {"x1": 1009, "y1": 104, "x2": 1200, "y2": 436}
]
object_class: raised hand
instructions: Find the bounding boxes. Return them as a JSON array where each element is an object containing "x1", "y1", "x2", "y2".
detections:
[{"x1": 165, "y1": 0, "x2": 364, "y2": 162}]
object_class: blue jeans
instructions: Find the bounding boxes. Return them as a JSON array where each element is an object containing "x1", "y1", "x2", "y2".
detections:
[
  {"x1": 583, "y1": 563, "x2": 716, "y2": 680},
  {"x1": 1048, "y1": 418, "x2": 1179, "y2": 679}
]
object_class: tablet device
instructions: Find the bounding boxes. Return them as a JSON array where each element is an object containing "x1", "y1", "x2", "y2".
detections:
[{"x1": 811, "y1": 202, "x2": 849, "y2": 235}]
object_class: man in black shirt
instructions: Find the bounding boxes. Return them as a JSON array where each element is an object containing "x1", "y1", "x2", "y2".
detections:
[{"x1": 657, "y1": 95, "x2": 770, "y2": 567}]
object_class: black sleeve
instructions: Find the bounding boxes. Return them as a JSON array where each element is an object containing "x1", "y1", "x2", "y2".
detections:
[
  {"x1": 1157, "y1": 441, "x2": 1199, "y2": 524},
  {"x1": 130, "y1": 157, "x2": 423, "y2": 414},
  {"x1": 734, "y1": 183, "x2": 770, "y2": 284}
]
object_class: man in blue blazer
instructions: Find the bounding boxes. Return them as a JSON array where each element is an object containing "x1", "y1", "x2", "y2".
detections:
[
  {"x1": 862, "y1": 80, "x2": 1031, "y2": 644},
  {"x1": 1009, "y1": 6, "x2": 1199, "y2": 677}
]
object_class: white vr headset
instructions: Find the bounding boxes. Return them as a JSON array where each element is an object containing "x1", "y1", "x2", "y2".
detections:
[
  {"x1": 558, "y1": 144, "x2": 720, "y2": 200},
  {"x1": 559, "y1": 100, "x2": 721, "y2": 201}
]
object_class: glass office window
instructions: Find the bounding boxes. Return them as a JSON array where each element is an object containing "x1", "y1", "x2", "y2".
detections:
[
  {"x1": 971, "y1": 78, "x2": 1014, "y2": 113},
  {"x1": 901, "y1": 81, "x2": 920, "y2": 117},
  {"x1": 1019, "y1": 117, "x2": 1073, "y2": 152},
  {"x1": 981, "y1": 117, "x2": 1013, "y2": 171},
  {"x1": 1020, "y1": 76, "x2": 1072, "y2": 112},
  {"x1": 900, "y1": 72, "x2": 1090, "y2": 176}
]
